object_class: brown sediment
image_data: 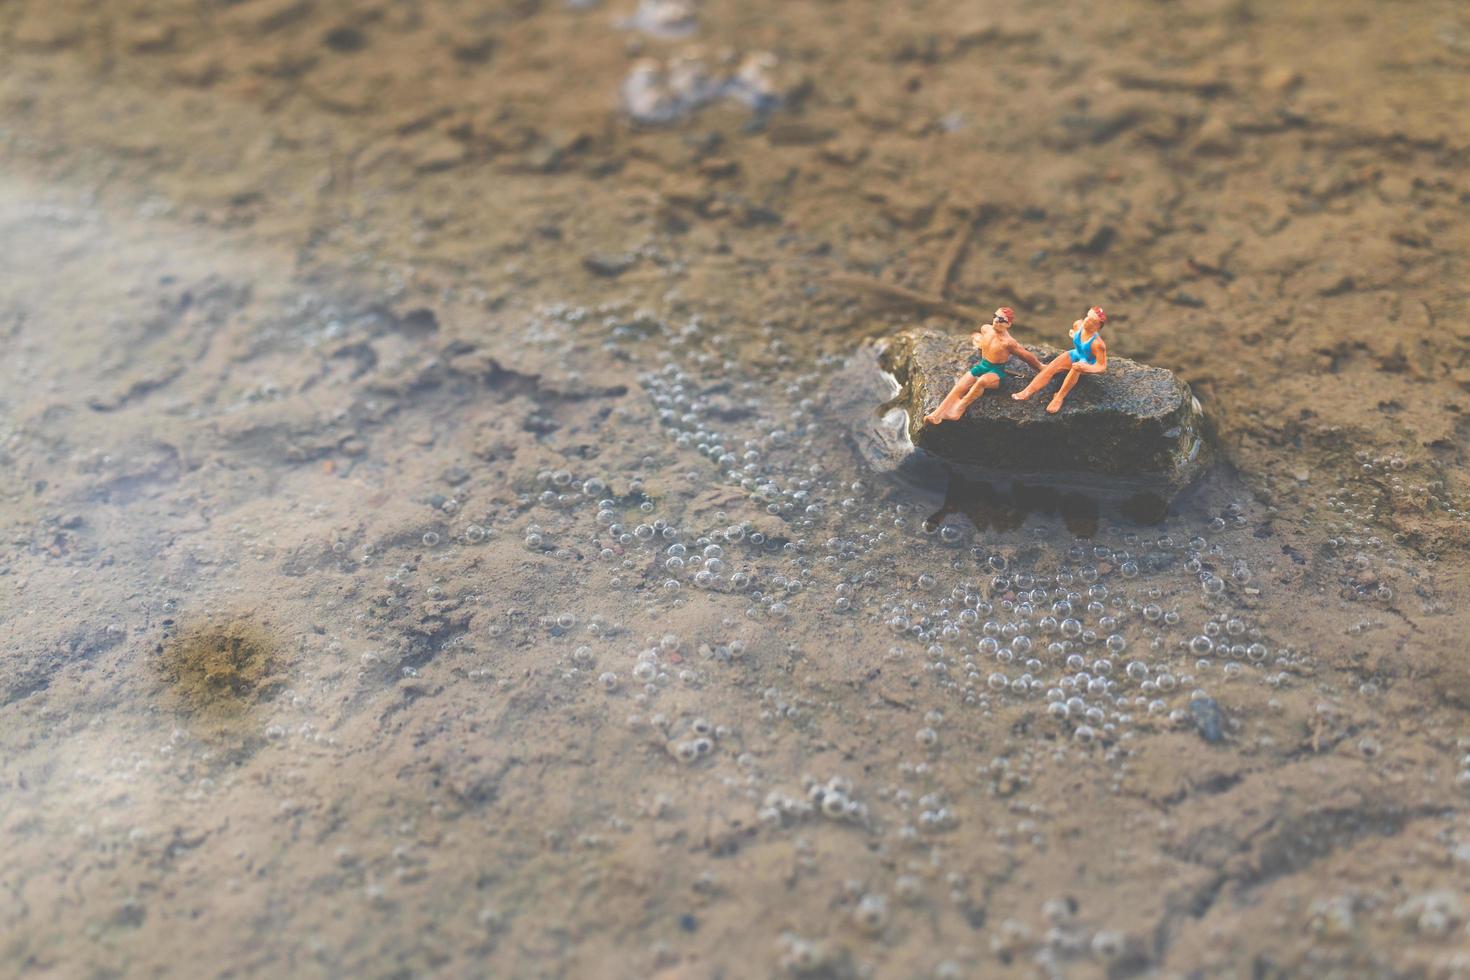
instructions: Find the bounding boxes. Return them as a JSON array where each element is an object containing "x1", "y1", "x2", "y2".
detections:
[{"x1": 0, "y1": 0, "x2": 1467, "y2": 977}]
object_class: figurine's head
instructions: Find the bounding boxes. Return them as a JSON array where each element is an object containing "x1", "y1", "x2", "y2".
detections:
[
  {"x1": 993, "y1": 307, "x2": 1015, "y2": 328},
  {"x1": 1085, "y1": 306, "x2": 1107, "y2": 328}
]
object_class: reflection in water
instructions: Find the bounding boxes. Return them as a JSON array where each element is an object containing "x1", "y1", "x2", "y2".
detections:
[{"x1": 925, "y1": 472, "x2": 1098, "y2": 538}]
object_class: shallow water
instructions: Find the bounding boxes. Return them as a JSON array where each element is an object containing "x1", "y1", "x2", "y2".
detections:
[{"x1": 3, "y1": 1, "x2": 1470, "y2": 977}]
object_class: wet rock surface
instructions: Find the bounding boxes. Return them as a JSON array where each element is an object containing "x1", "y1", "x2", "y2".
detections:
[
  {"x1": 1, "y1": 1, "x2": 1469, "y2": 978},
  {"x1": 882, "y1": 327, "x2": 1211, "y2": 502}
]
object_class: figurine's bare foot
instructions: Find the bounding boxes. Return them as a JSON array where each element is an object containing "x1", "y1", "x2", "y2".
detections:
[
  {"x1": 941, "y1": 399, "x2": 970, "y2": 421},
  {"x1": 1046, "y1": 395, "x2": 1065, "y2": 414},
  {"x1": 923, "y1": 411, "x2": 944, "y2": 425},
  {"x1": 1011, "y1": 390, "x2": 1034, "y2": 401}
]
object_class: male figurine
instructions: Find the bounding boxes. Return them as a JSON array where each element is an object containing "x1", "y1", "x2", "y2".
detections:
[
  {"x1": 1012, "y1": 306, "x2": 1108, "y2": 414},
  {"x1": 924, "y1": 307, "x2": 1044, "y2": 425}
]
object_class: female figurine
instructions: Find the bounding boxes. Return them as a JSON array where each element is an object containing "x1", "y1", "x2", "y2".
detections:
[{"x1": 1012, "y1": 306, "x2": 1107, "y2": 413}]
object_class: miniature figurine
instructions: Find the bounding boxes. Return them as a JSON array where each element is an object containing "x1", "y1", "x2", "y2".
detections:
[
  {"x1": 924, "y1": 307, "x2": 1044, "y2": 425},
  {"x1": 1012, "y1": 306, "x2": 1108, "y2": 414}
]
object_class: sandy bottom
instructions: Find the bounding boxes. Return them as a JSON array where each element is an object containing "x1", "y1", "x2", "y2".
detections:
[{"x1": 2, "y1": 1, "x2": 1470, "y2": 977}]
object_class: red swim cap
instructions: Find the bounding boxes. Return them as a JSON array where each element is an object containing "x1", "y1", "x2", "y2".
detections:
[
  {"x1": 1088, "y1": 306, "x2": 1107, "y2": 324},
  {"x1": 995, "y1": 307, "x2": 1015, "y2": 323}
]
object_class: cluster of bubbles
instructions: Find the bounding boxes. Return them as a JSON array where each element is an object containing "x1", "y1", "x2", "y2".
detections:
[
  {"x1": 609, "y1": 0, "x2": 785, "y2": 124},
  {"x1": 460, "y1": 361, "x2": 1301, "y2": 759},
  {"x1": 351, "y1": 351, "x2": 1321, "y2": 837},
  {"x1": 617, "y1": 0, "x2": 699, "y2": 39},
  {"x1": 986, "y1": 898, "x2": 1137, "y2": 974},
  {"x1": 774, "y1": 893, "x2": 1137, "y2": 977},
  {"x1": 1323, "y1": 448, "x2": 1463, "y2": 562},
  {"x1": 621, "y1": 50, "x2": 784, "y2": 124},
  {"x1": 665, "y1": 714, "x2": 720, "y2": 764},
  {"x1": 336, "y1": 347, "x2": 1371, "y2": 976}
]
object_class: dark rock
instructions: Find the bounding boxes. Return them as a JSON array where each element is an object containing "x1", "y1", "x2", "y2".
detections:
[
  {"x1": 879, "y1": 328, "x2": 1211, "y2": 507},
  {"x1": 322, "y1": 26, "x2": 368, "y2": 53},
  {"x1": 765, "y1": 122, "x2": 836, "y2": 146},
  {"x1": 396, "y1": 308, "x2": 440, "y2": 336},
  {"x1": 253, "y1": 0, "x2": 315, "y2": 36},
  {"x1": 410, "y1": 136, "x2": 468, "y2": 173},
  {"x1": 1055, "y1": 108, "x2": 1143, "y2": 147},
  {"x1": 453, "y1": 36, "x2": 498, "y2": 65},
  {"x1": 1188, "y1": 697, "x2": 1226, "y2": 744},
  {"x1": 1076, "y1": 222, "x2": 1117, "y2": 254},
  {"x1": 523, "y1": 131, "x2": 589, "y2": 173},
  {"x1": 583, "y1": 252, "x2": 635, "y2": 278}
]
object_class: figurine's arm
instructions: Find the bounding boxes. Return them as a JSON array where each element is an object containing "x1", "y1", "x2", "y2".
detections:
[
  {"x1": 1078, "y1": 339, "x2": 1108, "y2": 373},
  {"x1": 1009, "y1": 337, "x2": 1044, "y2": 371}
]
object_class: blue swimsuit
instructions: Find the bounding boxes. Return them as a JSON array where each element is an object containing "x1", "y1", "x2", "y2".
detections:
[{"x1": 1071, "y1": 327, "x2": 1098, "y2": 365}]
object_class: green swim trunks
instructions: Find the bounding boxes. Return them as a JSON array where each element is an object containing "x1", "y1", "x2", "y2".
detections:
[{"x1": 969, "y1": 358, "x2": 1006, "y2": 380}]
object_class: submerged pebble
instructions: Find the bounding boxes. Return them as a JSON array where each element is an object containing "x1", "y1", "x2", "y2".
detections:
[{"x1": 1187, "y1": 696, "x2": 1226, "y2": 743}]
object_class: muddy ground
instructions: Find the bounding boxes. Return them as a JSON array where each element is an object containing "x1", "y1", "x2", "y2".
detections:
[{"x1": 2, "y1": 1, "x2": 1470, "y2": 977}]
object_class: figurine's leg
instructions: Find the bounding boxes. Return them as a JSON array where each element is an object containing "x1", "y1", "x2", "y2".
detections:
[
  {"x1": 1046, "y1": 367, "x2": 1084, "y2": 413},
  {"x1": 1012, "y1": 355, "x2": 1071, "y2": 401},
  {"x1": 924, "y1": 375, "x2": 975, "y2": 425},
  {"x1": 945, "y1": 372, "x2": 999, "y2": 419}
]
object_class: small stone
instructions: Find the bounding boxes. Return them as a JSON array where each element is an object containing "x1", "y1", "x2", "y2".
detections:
[
  {"x1": 1191, "y1": 115, "x2": 1238, "y2": 155},
  {"x1": 820, "y1": 137, "x2": 868, "y2": 167},
  {"x1": 410, "y1": 136, "x2": 467, "y2": 174},
  {"x1": 322, "y1": 26, "x2": 369, "y2": 53},
  {"x1": 172, "y1": 53, "x2": 223, "y2": 87},
  {"x1": 524, "y1": 131, "x2": 588, "y2": 173},
  {"x1": 250, "y1": 0, "x2": 314, "y2": 35},
  {"x1": 878, "y1": 328, "x2": 1211, "y2": 509},
  {"x1": 696, "y1": 156, "x2": 739, "y2": 179},
  {"x1": 1262, "y1": 66, "x2": 1302, "y2": 94},
  {"x1": 452, "y1": 35, "x2": 497, "y2": 64},
  {"x1": 1188, "y1": 697, "x2": 1225, "y2": 743},
  {"x1": 126, "y1": 23, "x2": 177, "y2": 54},
  {"x1": 1378, "y1": 174, "x2": 1414, "y2": 203},
  {"x1": 765, "y1": 121, "x2": 835, "y2": 147},
  {"x1": 583, "y1": 253, "x2": 635, "y2": 278},
  {"x1": 874, "y1": 191, "x2": 937, "y2": 229},
  {"x1": 1075, "y1": 221, "x2": 1117, "y2": 254}
]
